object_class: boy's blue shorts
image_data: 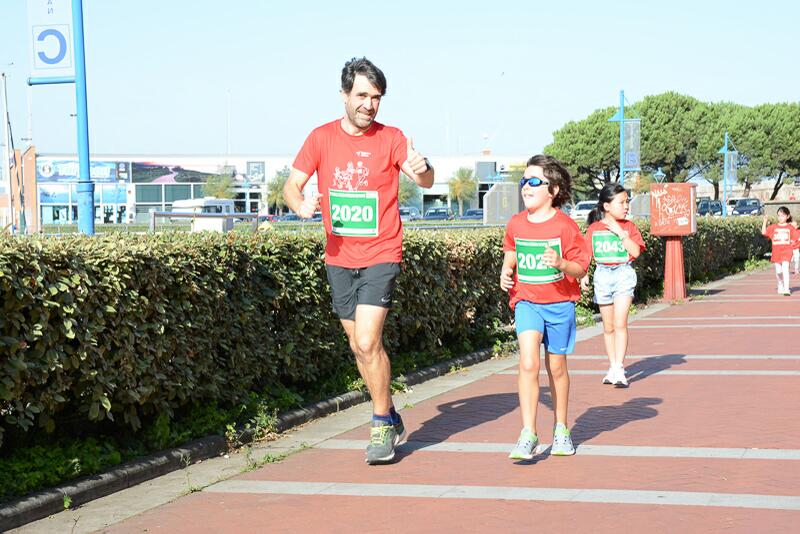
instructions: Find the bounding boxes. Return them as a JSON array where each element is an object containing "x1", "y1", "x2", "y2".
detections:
[{"x1": 514, "y1": 300, "x2": 577, "y2": 355}]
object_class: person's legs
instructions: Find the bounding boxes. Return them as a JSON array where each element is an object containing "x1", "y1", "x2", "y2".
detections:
[
  {"x1": 612, "y1": 296, "x2": 633, "y2": 366},
  {"x1": 598, "y1": 304, "x2": 615, "y2": 381},
  {"x1": 352, "y1": 305, "x2": 392, "y2": 414},
  {"x1": 544, "y1": 352, "x2": 569, "y2": 426},
  {"x1": 793, "y1": 250, "x2": 800, "y2": 274},
  {"x1": 539, "y1": 301, "x2": 576, "y2": 456},
  {"x1": 780, "y1": 261, "x2": 791, "y2": 294},
  {"x1": 775, "y1": 262, "x2": 784, "y2": 293},
  {"x1": 509, "y1": 302, "x2": 544, "y2": 460},
  {"x1": 517, "y1": 329, "x2": 543, "y2": 433}
]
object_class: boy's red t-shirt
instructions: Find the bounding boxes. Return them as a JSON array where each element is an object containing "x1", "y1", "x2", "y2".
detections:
[
  {"x1": 764, "y1": 223, "x2": 800, "y2": 263},
  {"x1": 584, "y1": 219, "x2": 646, "y2": 265},
  {"x1": 503, "y1": 209, "x2": 591, "y2": 309},
  {"x1": 293, "y1": 120, "x2": 408, "y2": 268}
]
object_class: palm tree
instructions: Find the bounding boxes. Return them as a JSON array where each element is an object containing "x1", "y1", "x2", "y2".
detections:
[
  {"x1": 266, "y1": 166, "x2": 290, "y2": 215},
  {"x1": 398, "y1": 173, "x2": 421, "y2": 206},
  {"x1": 448, "y1": 167, "x2": 478, "y2": 216}
]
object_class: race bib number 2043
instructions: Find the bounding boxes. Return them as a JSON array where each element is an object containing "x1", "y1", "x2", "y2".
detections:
[
  {"x1": 591, "y1": 230, "x2": 629, "y2": 263},
  {"x1": 329, "y1": 189, "x2": 379, "y2": 237},
  {"x1": 514, "y1": 237, "x2": 564, "y2": 284}
]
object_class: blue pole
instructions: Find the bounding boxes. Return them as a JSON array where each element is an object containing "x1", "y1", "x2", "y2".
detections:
[
  {"x1": 721, "y1": 132, "x2": 729, "y2": 217},
  {"x1": 619, "y1": 90, "x2": 625, "y2": 187},
  {"x1": 72, "y1": 0, "x2": 94, "y2": 235}
]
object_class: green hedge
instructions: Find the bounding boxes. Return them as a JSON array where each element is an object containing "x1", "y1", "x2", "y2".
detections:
[
  {"x1": 0, "y1": 230, "x2": 509, "y2": 452},
  {"x1": 0, "y1": 218, "x2": 768, "y2": 453}
]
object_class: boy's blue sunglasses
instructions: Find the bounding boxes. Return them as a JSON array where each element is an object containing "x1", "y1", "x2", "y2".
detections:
[{"x1": 519, "y1": 177, "x2": 550, "y2": 187}]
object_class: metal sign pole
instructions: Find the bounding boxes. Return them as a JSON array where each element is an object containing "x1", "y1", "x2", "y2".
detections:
[
  {"x1": 719, "y1": 132, "x2": 729, "y2": 217},
  {"x1": 71, "y1": 0, "x2": 94, "y2": 235}
]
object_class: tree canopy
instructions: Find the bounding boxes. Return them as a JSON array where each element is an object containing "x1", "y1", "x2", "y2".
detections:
[{"x1": 545, "y1": 94, "x2": 800, "y2": 200}]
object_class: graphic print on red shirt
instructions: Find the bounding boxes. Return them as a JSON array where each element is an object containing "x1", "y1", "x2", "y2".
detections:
[
  {"x1": 765, "y1": 223, "x2": 800, "y2": 263},
  {"x1": 584, "y1": 219, "x2": 646, "y2": 265},
  {"x1": 503, "y1": 210, "x2": 591, "y2": 308},
  {"x1": 293, "y1": 120, "x2": 408, "y2": 268}
]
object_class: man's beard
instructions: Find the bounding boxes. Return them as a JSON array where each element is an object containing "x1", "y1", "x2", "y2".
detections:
[{"x1": 348, "y1": 106, "x2": 374, "y2": 129}]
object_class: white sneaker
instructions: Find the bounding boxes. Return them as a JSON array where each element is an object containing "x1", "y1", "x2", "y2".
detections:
[
  {"x1": 614, "y1": 365, "x2": 629, "y2": 388},
  {"x1": 777, "y1": 283, "x2": 785, "y2": 294},
  {"x1": 602, "y1": 367, "x2": 615, "y2": 385}
]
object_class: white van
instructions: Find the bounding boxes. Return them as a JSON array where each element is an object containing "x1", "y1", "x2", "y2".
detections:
[{"x1": 170, "y1": 198, "x2": 234, "y2": 220}]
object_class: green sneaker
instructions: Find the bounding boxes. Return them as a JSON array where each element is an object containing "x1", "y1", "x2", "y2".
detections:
[
  {"x1": 508, "y1": 428, "x2": 538, "y2": 460},
  {"x1": 550, "y1": 424, "x2": 575, "y2": 456},
  {"x1": 365, "y1": 420, "x2": 399, "y2": 464}
]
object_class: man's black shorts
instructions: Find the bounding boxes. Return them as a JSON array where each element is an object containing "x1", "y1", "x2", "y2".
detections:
[{"x1": 325, "y1": 262, "x2": 401, "y2": 320}]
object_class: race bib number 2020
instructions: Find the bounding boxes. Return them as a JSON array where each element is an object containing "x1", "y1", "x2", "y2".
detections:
[
  {"x1": 329, "y1": 189, "x2": 379, "y2": 237},
  {"x1": 515, "y1": 237, "x2": 564, "y2": 284}
]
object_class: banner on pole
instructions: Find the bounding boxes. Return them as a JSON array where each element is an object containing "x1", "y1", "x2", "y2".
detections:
[
  {"x1": 726, "y1": 151, "x2": 738, "y2": 185},
  {"x1": 623, "y1": 119, "x2": 641, "y2": 171},
  {"x1": 28, "y1": 0, "x2": 74, "y2": 79}
]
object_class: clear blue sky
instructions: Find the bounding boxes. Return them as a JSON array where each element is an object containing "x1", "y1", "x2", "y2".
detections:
[{"x1": 1, "y1": 0, "x2": 798, "y2": 157}]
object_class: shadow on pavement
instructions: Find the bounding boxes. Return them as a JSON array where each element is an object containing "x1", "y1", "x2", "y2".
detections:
[
  {"x1": 625, "y1": 353, "x2": 687, "y2": 383},
  {"x1": 571, "y1": 397, "x2": 662, "y2": 446},
  {"x1": 688, "y1": 288, "x2": 724, "y2": 296},
  {"x1": 396, "y1": 393, "x2": 519, "y2": 460}
]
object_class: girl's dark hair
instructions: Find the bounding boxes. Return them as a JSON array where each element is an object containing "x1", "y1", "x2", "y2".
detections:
[
  {"x1": 341, "y1": 57, "x2": 387, "y2": 96},
  {"x1": 525, "y1": 154, "x2": 572, "y2": 208},
  {"x1": 587, "y1": 182, "x2": 628, "y2": 225},
  {"x1": 778, "y1": 206, "x2": 791, "y2": 222}
]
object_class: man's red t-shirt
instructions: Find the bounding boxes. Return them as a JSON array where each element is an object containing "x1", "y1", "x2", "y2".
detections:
[
  {"x1": 293, "y1": 120, "x2": 407, "y2": 268},
  {"x1": 764, "y1": 223, "x2": 800, "y2": 263},
  {"x1": 584, "y1": 219, "x2": 646, "y2": 265},
  {"x1": 503, "y1": 210, "x2": 591, "y2": 309}
]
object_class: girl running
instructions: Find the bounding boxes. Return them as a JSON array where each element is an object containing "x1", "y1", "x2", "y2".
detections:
[
  {"x1": 581, "y1": 183, "x2": 646, "y2": 387},
  {"x1": 762, "y1": 207, "x2": 800, "y2": 296}
]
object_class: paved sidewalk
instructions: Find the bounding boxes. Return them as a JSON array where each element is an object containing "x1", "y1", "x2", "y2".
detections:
[{"x1": 15, "y1": 268, "x2": 800, "y2": 533}]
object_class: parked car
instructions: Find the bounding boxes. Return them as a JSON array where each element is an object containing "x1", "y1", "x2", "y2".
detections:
[
  {"x1": 279, "y1": 213, "x2": 301, "y2": 222},
  {"x1": 569, "y1": 200, "x2": 596, "y2": 222},
  {"x1": 697, "y1": 199, "x2": 723, "y2": 217},
  {"x1": 423, "y1": 207, "x2": 454, "y2": 221},
  {"x1": 399, "y1": 206, "x2": 421, "y2": 222},
  {"x1": 459, "y1": 208, "x2": 483, "y2": 221},
  {"x1": 731, "y1": 198, "x2": 764, "y2": 216}
]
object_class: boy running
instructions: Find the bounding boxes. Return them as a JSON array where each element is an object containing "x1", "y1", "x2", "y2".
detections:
[{"x1": 500, "y1": 155, "x2": 590, "y2": 459}]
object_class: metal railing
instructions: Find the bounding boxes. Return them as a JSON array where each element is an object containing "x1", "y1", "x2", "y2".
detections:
[{"x1": 149, "y1": 211, "x2": 259, "y2": 233}]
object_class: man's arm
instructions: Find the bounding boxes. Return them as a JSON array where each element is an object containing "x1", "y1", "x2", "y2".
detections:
[
  {"x1": 401, "y1": 138, "x2": 434, "y2": 188},
  {"x1": 283, "y1": 167, "x2": 320, "y2": 219}
]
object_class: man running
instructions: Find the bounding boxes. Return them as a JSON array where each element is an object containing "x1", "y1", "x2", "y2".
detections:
[{"x1": 283, "y1": 57, "x2": 434, "y2": 464}]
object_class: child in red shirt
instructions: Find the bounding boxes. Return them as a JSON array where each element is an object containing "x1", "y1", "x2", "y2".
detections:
[
  {"x1": 762, "y1": 207, "x2": 800, "y2": 295},
  {"x1": 500, "y1": 155, "x2": 590, "y2": 460},
  {"x1": 581, "y1": 183, "x2": 646, "y2": 387}
]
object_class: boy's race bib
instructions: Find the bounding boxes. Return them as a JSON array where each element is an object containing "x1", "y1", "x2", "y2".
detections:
[
  {"x1": 592, "y1": 230, "x2": 629, "y2": 263},
  {"x1": 515, "y1": 237, "x2": 564, "y2": 284},
  {"x1": 329, "y1": 189, "x2": 379, "y2": 237}
]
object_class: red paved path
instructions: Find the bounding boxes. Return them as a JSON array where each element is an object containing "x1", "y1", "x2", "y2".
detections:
[{"x1": 102, "y1": 269, "x2": 800, "y2": 533}]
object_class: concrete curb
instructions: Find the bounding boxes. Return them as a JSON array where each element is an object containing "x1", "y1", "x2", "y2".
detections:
[
  {"x1": 0, "y1": 346, "x2": 504, "y2": 531},
  {"x1": 0, "y1": 435, "x2": 226, "y2": 532}
]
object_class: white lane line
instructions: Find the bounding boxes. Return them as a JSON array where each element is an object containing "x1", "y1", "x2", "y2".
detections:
[
  {"x1": 691, "y1": 299, "x2": 798, "y2": 303},
  {"x1": 629, "y1": 324, "x2": 800, "y2": 328},
  {"x1": 318, "y1": 439, "x2": 800, "y2": 460},
  {"x1": 635, "y1": 316, "x2": 800, "y2": 321},
  {"x1": 497, "y1": 370, "x2": 800, "y2": 376},
  {"x1": 205, "y1": 480, "x2": 800, "y2": 510},
  {"x1": 568, "y1": 355, "x2": 800, "y2": 360}
]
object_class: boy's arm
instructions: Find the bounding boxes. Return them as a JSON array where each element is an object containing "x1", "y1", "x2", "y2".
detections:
[
  {"x1": 500, "y1": 251, "x2": 517, "y2": 292},
  {"x1": 761, "y1": 215, "x2": 769, "y2": 236}
]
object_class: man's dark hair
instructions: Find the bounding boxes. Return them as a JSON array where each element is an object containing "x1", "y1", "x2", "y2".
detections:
[
  {"x1": 525, "y1": 154, "x2": 572, "y2": 208},
  {"x1": 341, "y1": 57, "x2": 387, "y2": 96}
]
